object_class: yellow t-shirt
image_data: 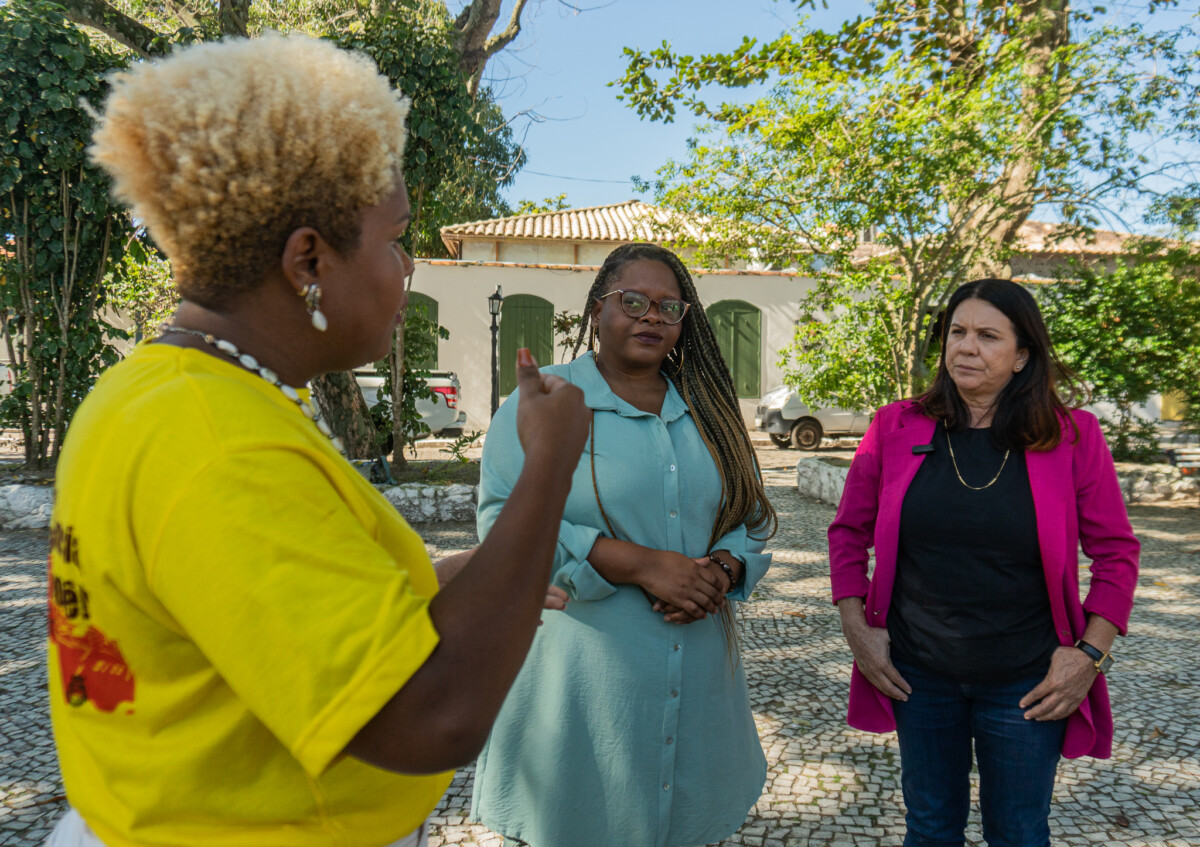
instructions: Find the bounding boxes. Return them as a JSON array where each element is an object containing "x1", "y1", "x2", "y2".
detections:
[{"x1": 47, "y1": 343, "x2": 452, "y2": 847}]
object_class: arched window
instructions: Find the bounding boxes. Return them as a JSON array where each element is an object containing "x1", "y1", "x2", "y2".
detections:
[
  {"x1": 407, "y1": 291, "x2": 439, "y2": 370},
  {"x1": 708, "y1": 299, "x2": 762, "y2": 398},
  {"x1": 499, "y1": 294, "x2": 554, "y2": 396}
]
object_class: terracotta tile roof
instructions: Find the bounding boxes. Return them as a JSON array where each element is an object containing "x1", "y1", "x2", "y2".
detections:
[
  {"x1": 415, "y1": 258, "x2": 804, "y2": 277},
  {"x1": 440, "y1": 201, "x2": 1141, "y2": 260},
  {"x1": 1013, "y1": 220, "x2": 1129, "y2": 255},
  {"x1": 439, "y1": 200, "x2": 709, "y2": 257}
]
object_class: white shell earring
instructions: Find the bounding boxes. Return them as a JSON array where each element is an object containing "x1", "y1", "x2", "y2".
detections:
[{"x1": 300, "y1": 284, "x2": 328, "y2": 332}]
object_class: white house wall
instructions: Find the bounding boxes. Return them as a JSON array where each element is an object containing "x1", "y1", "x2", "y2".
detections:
[{"x1": 409, "y1": 259, "x2": 814, "y2": 431}]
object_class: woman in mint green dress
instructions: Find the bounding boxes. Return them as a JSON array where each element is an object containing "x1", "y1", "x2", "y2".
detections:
[{"x1": 472, "y1": 243, "x2": 777, "y2": 847}]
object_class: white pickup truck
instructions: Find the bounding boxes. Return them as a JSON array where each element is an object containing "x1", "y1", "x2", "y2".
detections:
[
  {"x1": 354, "y1": 369, "x2": 466, "y2": 439},
  {"x1": 755, "y1": 385, "x2": 871, "y2": 450}
]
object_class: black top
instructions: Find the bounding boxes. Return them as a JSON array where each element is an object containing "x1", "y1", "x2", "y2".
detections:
[{"x1": 888, "y1": 422, "x2": 1060, "y2": 683}]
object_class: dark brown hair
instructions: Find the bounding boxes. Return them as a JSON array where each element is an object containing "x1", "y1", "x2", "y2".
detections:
[{"x1": 917, "y1": 278, "x2": 1085, "y2": 450}]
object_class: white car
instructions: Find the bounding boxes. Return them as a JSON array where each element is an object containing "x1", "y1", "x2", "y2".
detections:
[
  {"x1": 755, "y1": 386, "x2": 870, "y2": 450},
  {"x1": 354, "y1": 369, "x2": 466, "y2": 439}
]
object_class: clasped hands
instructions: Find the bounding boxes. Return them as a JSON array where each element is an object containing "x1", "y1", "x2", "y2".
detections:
[{"x1": 644, "y1": 549, "x2": 739, "y2": 625}]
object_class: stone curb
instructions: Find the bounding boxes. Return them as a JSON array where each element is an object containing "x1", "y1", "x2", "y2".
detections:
[
  {"x1": 795, "y1": 456, "x2": 1200, "y2": 507},
  {"x1": 0, "y1": 483, "x2": 479, "y2": 531}
]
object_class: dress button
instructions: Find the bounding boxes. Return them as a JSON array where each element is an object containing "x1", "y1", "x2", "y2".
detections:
[
  {"x1": 669, "y1": 464, "x2": 676, "y2": 472},
  {"x1": 666, "y1": 736, "x2": 674, "y2": 745},
  {"x1": 670, "y1": 690, "x2": 678, "y2": 698},
  {"x1": 673, "y1": 643, "x2": 681, "y2": 651},
  {"x1": 663, "y1": 783, "x2": 671, "y2": 791},
  {"x1": 669, "y1": 510, "x2": 678, "y2": 518}
]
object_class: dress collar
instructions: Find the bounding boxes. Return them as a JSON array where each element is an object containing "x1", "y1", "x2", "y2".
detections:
[{"x1": 565, "y1": 351, "x2": 690, "y2": 422}]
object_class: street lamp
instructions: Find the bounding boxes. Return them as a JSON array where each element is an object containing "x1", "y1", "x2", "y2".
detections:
[{"x1": 488, "y1": 285, "x2": 504, "y2": 419}]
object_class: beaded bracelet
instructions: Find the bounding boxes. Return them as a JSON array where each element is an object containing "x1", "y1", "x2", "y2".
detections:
[{"x1": 709, "y1": 554, "x2": 739, "y2": 593}]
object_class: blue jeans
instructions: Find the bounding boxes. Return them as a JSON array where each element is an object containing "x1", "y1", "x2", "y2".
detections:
[{"x1": 891, "y1": 660, "x2": 1066, "y2": 847}]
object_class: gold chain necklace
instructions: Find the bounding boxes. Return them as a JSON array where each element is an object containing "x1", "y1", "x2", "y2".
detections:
[{"x1": 944, "y1": 427, "x2": 1009, "y2": 491}]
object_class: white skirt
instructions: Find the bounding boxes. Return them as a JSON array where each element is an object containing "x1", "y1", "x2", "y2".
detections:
[{"x1": 45, "y1": 808, "x2": 428, "y2": 847}]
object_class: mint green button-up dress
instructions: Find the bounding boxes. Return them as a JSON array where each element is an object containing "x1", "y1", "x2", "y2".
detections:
[{"x1": 471, "y1": 353, "x2": 770, "y2": 847}]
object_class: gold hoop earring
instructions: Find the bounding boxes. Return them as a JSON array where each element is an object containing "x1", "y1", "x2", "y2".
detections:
[{"x1": 299, "y1": 284, "x2": 328, "y2": 332}]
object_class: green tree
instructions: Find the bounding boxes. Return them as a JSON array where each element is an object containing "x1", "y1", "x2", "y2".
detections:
[
  {"x1": 1039, "y1": 244, "x2": 1200, "y2": 459},
  {"x1": 52, "y1": 0, "x2": 534, "y2": 464},
  {"x1": 0, "y1": 0, "x2": 135, "y2": 468},
  {"x1": 551, "y1": 308, "x2": 583, "y2": 363},
  {"x1": 617, "y1": 1, "x2": 1200, "y2": 409},
  {"x1": 333, "y1": 0, "x2": 523, "y2": 465},
  {"x1": 516, "y1": 193, "x2": 570, "y2": 216},
  {"x1": 105, "y1": 241, "x2": 179, "y2": 343}
]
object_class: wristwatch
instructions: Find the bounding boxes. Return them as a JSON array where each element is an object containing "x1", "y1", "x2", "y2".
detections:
[{"x1": 1076, "y1": 640, "x2": 1114, "y2": 674}]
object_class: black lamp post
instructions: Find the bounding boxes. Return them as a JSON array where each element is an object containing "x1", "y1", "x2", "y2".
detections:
[{"x1": 488, "y1": 285, "x2": 504, "y2": 419}]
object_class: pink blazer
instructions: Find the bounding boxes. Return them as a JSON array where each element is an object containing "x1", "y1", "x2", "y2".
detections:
[{"x1": 828, "y1": 401, "x2": 1139, "y2": 759}]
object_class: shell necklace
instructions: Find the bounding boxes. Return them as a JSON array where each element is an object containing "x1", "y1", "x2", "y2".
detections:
[{"x1": 158, "y1": 326, "x2": 345, "y2": 454}]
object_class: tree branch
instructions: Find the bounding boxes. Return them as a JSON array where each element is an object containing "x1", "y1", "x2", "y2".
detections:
[
  {"x1": 454, "y1": 0, "x2": 530, "y2": 97},
  {"x1": 57, "y1": 0, "x2": 168, "y2": 57}
]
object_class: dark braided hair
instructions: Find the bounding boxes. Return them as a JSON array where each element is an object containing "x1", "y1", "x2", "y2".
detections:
[{"x1": 574, "y1": 243, "x2": 777, "y2": 658}]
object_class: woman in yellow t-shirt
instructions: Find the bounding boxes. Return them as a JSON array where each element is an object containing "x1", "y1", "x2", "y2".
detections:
[{"x1": 44, "y1": 34, "x2": 589, "y2": 847}]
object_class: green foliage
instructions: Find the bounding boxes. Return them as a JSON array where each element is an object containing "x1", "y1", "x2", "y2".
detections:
[
  {"x1": 615, "y1": 1, "x2": 1200, "y2": 408},
  {"x1": 516, "y1": 193, "x2": 570, "y2": 215},
  {"x1": 0, "y1": 0, "x2": 134, "y2": 467},
  {"x1": 779, "y1": 264, "x2": 924, "y2": 412},
  {"x1": 105, "y1": 241, "x2": 178, "y2": 342},
  {"x1": 334, "y1": 2, "x2": 522, "y2": 257},
  {"x1": 333, "y1": 1, "x2": 522, "y2": 458},
  {"x1": 1179, "y1": 389, "x2": 1200, "y2": 439},
  {"x1": 368, "y1": 307, "x2": 449, "y2": 444},
  {"x1": 1038, "y1": 243, "x2": 1200, "y2": 457},
  {"x1": 1097, "y1": 415, "x2": 1162, "y2": 463},
  {"x1": 551, "y1": 308, "x2": 583, "y2": 363},
  {"x1": 439, "y1": 429, "x2": 482, "y2": 464}
]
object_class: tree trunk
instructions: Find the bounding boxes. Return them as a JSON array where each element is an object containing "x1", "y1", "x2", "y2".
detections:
[
  {"x1": 390, "y1": 179, "x2": 425, "y2": 471},
  {"x1": 219, "y1": 0, "x2": 250, "y2": 37},
  {"x1": 390, "y1": 317, "x2": 408, "y2": 471},
  {"x1": 311, "y1": 370, "x2": 380, "y2": 460},
  {"x1": 958, "y1": 0, "x2": 1071, "y2": 277},
  {"x1": 453, "y1": 0, "x2": 530, "y2": 97}
]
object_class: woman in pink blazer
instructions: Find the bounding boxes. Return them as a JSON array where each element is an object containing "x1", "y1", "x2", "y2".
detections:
[{"x1": 829, "y1": 279, "x2": 1138, "y2": 847}]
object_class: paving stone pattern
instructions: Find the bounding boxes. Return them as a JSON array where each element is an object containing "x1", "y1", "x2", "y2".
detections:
[{"x1": 3, "y1": 446, "x2": 1199, "y2": 846}]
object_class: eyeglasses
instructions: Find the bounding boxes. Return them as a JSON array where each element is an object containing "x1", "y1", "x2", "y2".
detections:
[{"x1": 598, "y1": 289, "x2": 690, "y2": 325}]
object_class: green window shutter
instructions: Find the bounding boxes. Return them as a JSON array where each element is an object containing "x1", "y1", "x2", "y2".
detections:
[
  {"x1": 499, "y1": 295, "x2": 554, "y2": 396},
  {"x1": 708, "y1": 300, "x2": 762, "y2": 398},
  {"x1": 408, "y1": 292, "x2": 439, "y2": 370}
]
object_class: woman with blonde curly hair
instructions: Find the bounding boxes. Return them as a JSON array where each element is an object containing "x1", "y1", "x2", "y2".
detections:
[{"x1": 45, "y1": 34, "x2": 589, "y2": 847}]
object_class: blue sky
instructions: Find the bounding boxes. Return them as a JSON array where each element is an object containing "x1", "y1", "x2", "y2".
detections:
[
  {"x1": 457, "y1": 0, "x2": 873, "y2": 211},
  {"x1": 451, "y1": 0, "x2": 1197, "y2": 234}
]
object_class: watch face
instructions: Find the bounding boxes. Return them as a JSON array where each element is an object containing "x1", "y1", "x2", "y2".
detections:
[{"x1": 1097, "y1": 653, "x2": 1114, "y2": 674}]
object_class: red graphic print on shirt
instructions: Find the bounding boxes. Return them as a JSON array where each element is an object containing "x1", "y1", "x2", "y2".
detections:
[
  {"x1": 49, "y1": 602, "x2": 136, "y2": 711},
  {"x1": 47, "y1": 525, "x2": 136, "y2": 712}
]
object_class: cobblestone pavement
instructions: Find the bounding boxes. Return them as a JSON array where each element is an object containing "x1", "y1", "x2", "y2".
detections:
[{"x1": 3, "y1": 443, "x2": 1198, "y2": 846}]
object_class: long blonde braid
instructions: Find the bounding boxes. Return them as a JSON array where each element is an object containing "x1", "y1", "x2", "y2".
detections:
[{"x1": 573, "y1": 243, "x2": 777, "y2": 662}]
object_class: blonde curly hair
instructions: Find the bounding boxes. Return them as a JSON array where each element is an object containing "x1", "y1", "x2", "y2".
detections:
[{"x1": 90, "y1": 33, "x2": 410, "y2": 306}]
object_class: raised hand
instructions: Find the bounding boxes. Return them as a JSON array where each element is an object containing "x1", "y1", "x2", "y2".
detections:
[{"x1": 514, "y1": 348, "x2": 589, "y2": 468}]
